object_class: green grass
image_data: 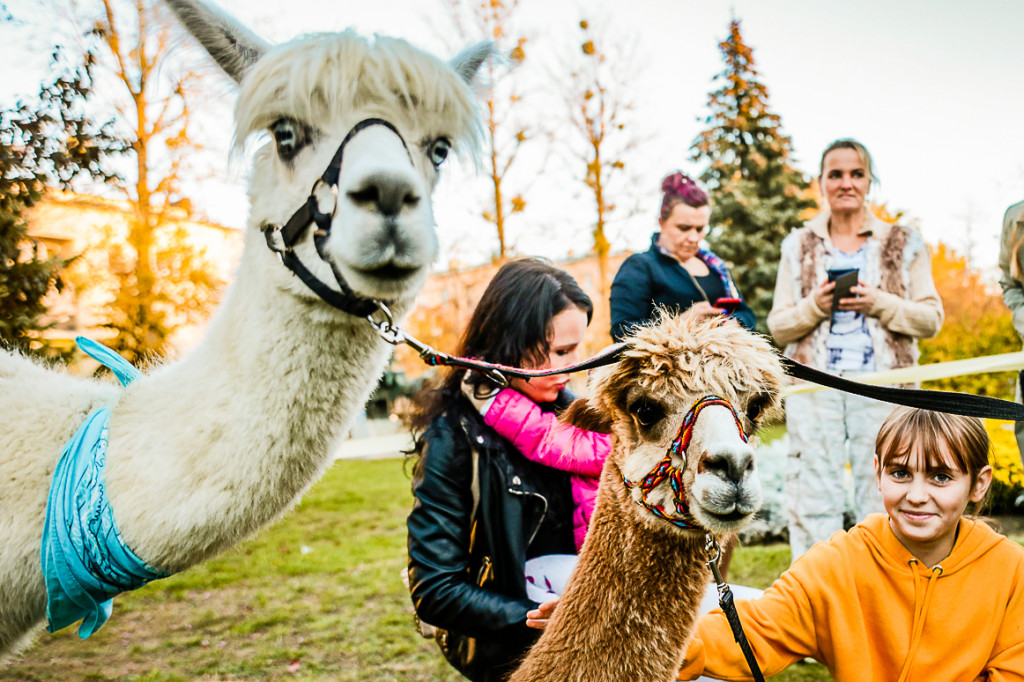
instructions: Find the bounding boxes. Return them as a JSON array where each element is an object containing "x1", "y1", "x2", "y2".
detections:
[{"x1": 0, "y1": 457, "x2": 836, "y2": 681}]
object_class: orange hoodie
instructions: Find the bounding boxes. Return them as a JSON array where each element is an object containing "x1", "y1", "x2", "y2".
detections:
[{"x1": 678, "y1": 514, "x2": 1024, "y2": 681}]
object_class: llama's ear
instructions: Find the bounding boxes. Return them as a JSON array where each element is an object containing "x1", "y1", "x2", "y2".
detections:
[
  {"x1": 164, "y1": 0, "x2": 269, "y2": 83},
  {"x1": 561, "y1": 398, "x2": 614, "y2": 435},
  {"x1": 449, "y1": 41, "x2": 494, "y2": 85}
]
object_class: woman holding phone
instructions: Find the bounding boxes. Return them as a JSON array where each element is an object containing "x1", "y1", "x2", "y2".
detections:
[
  {"x1": 609, "y1": 170, "x2": 757, "y2": 341},
  {"x1": 767, "y1": 138, "x2": 944, "y2": 561}
]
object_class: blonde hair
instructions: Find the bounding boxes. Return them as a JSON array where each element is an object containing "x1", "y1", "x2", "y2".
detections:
[
  {"x1": 819, "y1": 138, "x2": 877, "y2": 184},
  {"x1": 1009, "y1": 222, "x2": 1024, "y2": 280}
]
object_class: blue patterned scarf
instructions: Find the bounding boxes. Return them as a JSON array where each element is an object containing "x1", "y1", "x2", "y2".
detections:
[
  {"x1": 697, "y1": 247, "x2": 739, "y2": 298},
  {"x1": 41, "y1": 337, "x2": 169, "y2": 639}
]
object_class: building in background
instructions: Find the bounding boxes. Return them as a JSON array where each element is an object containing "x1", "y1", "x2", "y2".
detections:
[{"x1": 26, "y1": 191, "x2": 242, "y2": 360}]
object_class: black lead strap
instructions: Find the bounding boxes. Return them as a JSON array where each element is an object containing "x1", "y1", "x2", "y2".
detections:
[
  {"x1": 707, "y1": 535, "x2": 765, "y2": 682},
  {"x1": 781, "y1": 358, "x2": 1024, "y2": 421}
]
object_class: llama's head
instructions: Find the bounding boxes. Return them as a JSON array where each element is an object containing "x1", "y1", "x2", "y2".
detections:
[
  {"x1": 565, "y1": 313, "x2": 785, "y2": 536},
  {"x1": 165, "y1": 0, "x2": 489, "y2": 306}
]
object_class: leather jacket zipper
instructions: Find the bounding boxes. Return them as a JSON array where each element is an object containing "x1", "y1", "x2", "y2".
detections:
[
  {"x1": 508, "y1": 475, "x2": 548, "y2": 548},
  {"x1": 476, "y1": 555, "x2": 493, "y2": 586}
]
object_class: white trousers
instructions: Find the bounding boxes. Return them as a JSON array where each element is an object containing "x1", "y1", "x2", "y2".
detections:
[{"x1": 784, "y1": 381, "x2": 893, "y2": 560}]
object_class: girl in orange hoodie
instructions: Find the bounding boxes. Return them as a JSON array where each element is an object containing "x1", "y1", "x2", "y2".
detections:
[{"x1": 678, "y1": 406, "x2": 1024, "y2": 681}]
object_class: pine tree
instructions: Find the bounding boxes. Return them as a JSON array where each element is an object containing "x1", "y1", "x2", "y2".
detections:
[
  {"x1": 0, "y1": 48, "x2": 123, "y2": 356},
  {"x1": 691, "y1": 19, "x2": 815, "y2": 331}
]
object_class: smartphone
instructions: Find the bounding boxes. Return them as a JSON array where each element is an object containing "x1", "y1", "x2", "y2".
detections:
[
  {"x1": 714, "y1": 297, "x2": 742, "y2": 314},
  {"x1": 829, "y1": 270, "x2": 859, "y2": 312}
]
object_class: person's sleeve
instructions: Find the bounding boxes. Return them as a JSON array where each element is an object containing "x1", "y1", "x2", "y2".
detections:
[
  {"x1": 766, "y1": 238, "x2": 829, "y2": 347},
  {"x1": 678, "y1": 566, "x2": 820, "y2": 680},
  {"x1": 406, "y1": 421, "x2": 536, "y2": 637},
  {"x1": 869, "y1": 232, "x2": 944, "y2": 338},
  {"x1": 981, "y1": 553, "x2": 1024, "y2": 681},
  {"x1": 998, "y1": 205, "x2": 1024, "y2": 339},
  {"x1": 729, "y1": 282, "x2": 758, "y2": 332},
  {"x1": 484, "y1": 388, "x2": 610, "y2": 477},
  {"x1": 610, "y1": 256, "x2": 654, "y2": 341}
]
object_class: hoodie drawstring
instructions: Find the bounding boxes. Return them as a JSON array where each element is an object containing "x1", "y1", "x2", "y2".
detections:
[{"x1": 896, "y1": 560, "x2": 943, "y2": 682}]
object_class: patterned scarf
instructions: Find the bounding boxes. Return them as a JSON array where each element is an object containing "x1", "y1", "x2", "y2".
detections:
[{"x1": 41, "y1": 337, "x2": 169, "y2": 639}]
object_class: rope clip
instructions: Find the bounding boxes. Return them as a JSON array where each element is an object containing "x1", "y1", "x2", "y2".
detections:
[
  {"x1": 705, "y1": 533, "x2": 727, "y2": 593},
  {"x1": 367, "y1": 302, "x2": 404, "y2": 345}
]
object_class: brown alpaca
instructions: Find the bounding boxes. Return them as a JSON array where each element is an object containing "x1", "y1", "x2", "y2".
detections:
[{"x1": 510, "y1": 312, "x2": 786, "y2": 681}]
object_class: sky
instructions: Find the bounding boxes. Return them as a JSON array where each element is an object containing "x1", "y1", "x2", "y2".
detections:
[{"x1": 2, "y1": 0, "x2": 1023, "y2": 273}]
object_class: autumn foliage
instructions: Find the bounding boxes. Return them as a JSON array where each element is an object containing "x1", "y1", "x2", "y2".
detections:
[
  {"x1": 918, "y1": 243, "x2": 1018, "y2": 399},
  {"x1": 918, "y1": 242, "x2": 1023, "y2": 497}
]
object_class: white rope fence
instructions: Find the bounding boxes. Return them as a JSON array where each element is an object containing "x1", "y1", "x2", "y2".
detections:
[{"x1": 782, "y1": 351, "x2": 1024, "y2": 398}]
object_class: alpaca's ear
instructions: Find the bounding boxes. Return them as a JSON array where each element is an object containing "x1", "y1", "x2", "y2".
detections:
[
  {"x1": 449, "y1": 42, "x2": 494, "y2": 85},
  {"x1": 561, "y1": 398, "x2": 614, "y2": 435},
  {"x1": 164, "y1": 0, "x2": 269, "y2": 83}
]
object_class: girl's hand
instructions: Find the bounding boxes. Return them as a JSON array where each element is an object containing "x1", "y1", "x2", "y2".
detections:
[
  {"x1": 689, "y1": 301, "x2": 722, "y2": 319},
  {"x1": 526, "y1": 598, "x2": 559, "y2": 630},
  {"x1": 838, "y1": 281, "x2": 878, "y2": 314},
  {"x1": 813, "y1": 280, "x2": 836, "y2": 312}
]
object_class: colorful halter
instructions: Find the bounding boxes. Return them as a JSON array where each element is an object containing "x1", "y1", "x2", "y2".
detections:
[{"x1": 621, "y1": 395, "x2": 748, "y2": 530}]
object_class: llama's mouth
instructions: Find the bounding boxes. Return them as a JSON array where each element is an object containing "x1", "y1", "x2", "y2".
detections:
[
  {"x1": 356, "y1": 263, "x2": 420, "y2": 281},
  {"x1": 704, "y1": 509, "x2": 750, "y2": 525}
]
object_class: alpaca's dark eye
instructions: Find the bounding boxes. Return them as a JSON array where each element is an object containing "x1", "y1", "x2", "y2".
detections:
[
  {"x1": 629, "y1": 399, "x2": 665, "y2": 429},
  {"x1": 428, "y1": 137, "x2": 451, "y2": 167},
  {"x1": 746, "y1": 394, "x2": 770, "y2": 426},
  {"x1": 270, "y1": 118, "x2": 310, "y2": 162}
]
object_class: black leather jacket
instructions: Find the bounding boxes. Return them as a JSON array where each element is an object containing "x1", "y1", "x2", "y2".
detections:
[{"x1": 406, "y1": 390, "x2": 575, "y2": 681}]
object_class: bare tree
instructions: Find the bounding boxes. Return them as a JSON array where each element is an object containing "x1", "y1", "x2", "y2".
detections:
[
  {"x1": 442, "y1": 0, "x2": 531, "y2": 261},
  {"x1": 41, "y1": 0, "x2": 223, "y2": 363},
  {"x1": 559, "y1": 17, "x2": 644, "y2": 333}
]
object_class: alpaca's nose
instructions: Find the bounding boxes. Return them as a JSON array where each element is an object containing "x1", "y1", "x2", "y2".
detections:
[
  {"x1": 347, "y1": 172, "x2": 421, "y2": 217},
  {"x1": 701, "y1": 445, "x2": 755, "y2": 485}
]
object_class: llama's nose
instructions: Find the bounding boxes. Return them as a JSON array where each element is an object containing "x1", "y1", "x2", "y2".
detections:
[
  {"x1": 347, "y1": 173, "x2": 421, "y2": 217},
  {"x1": 701, "y1": 446, "x2": 755, "y2": 485}
]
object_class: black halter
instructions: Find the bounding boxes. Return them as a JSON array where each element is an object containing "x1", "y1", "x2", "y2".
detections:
[{"x1": 260, "y1": 118, "x2": 411, "y2": 318}]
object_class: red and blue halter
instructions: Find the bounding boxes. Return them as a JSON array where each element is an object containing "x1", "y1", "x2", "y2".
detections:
[{"x1": 621, "y1": 395, "x2": 748, "y2": 530}]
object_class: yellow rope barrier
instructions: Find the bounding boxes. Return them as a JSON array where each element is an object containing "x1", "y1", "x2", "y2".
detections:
[{"x1": 782, "y1": 351, "x2": 1024, "y2": 397}]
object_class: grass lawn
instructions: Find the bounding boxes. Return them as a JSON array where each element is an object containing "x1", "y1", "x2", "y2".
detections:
[{"x1": 8, "y1": 456, "x2": 1011, "y2": 681}]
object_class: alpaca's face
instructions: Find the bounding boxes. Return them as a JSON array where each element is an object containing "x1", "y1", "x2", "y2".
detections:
[
  {"x1": 165, "y1": 0, "x2": 488, "y2": 307},
  {"x1": 250, "y1": 109, "x2": 443, "y2": 303},
  {"x1": 587, "y1": 314, "x2": 786, "y2": 536},
  {"x1": 616, "y1": 386, "x2": 766, "y2": 534},
  {"x1": 235, "y1": 34, "x2": 488, "y2": 306}
]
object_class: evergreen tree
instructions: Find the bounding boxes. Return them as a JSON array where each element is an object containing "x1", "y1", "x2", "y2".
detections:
[
  {"x1": 0, "y1": 48, "x2": 123, "y2": 356},
  {"x1": 691, "y1": 19, "x2": 815, "y2": 331}
]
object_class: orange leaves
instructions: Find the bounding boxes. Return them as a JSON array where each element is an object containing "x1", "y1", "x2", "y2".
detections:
[{"x1": 919, "y1": 242, "x2": 1018, "y2": 400}]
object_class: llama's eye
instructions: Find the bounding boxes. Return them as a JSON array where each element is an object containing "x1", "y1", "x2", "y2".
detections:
[
  {"x1": 270, "y1": 118, "x2": 310, "y2": 162},
  {"x1": 428, "y1": 137, "x2": 451, "y2": 167},
  {"x1": 746, "y1": 394, "x2": 770, "y2": 425},
  {"x1": 629, "y1": 399, "x2": 665, "y2": 429}
]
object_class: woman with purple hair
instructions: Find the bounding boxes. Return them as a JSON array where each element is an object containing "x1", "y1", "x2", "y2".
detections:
[{"x1": 609, "y1": 171, "x2": 756, "y2": 341}]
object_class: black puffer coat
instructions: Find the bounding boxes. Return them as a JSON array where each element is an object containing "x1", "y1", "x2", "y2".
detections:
[{"x1": 406, "y1": 390, "x2": 575, "y2": 681}]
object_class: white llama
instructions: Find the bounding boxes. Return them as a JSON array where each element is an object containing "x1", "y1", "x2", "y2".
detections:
[{"x1": 0, "y1": 0, "x2": 490, "y2": 660}]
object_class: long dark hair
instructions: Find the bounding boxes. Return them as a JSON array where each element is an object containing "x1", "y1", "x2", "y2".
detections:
[{"x1": 409, "y1": 258, "x2": 593, "y2": 432}]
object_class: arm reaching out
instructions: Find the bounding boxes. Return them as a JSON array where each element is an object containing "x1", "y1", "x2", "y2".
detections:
[{"x1": 484, "y1": 389, "x2": 611, "y2": 476}]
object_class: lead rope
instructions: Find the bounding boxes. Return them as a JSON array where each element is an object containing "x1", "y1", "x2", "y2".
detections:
[
  {"x1": 706, "y1": 534, "x2": 766, "y2": 682},
  {"x1": 366, "y1": 303, "x2": 1024, "y2": 421}
]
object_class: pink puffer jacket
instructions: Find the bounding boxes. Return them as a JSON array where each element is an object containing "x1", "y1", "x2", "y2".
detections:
[{"x1": 483, "y1": 388, "x2": 611, "y2": 550}]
